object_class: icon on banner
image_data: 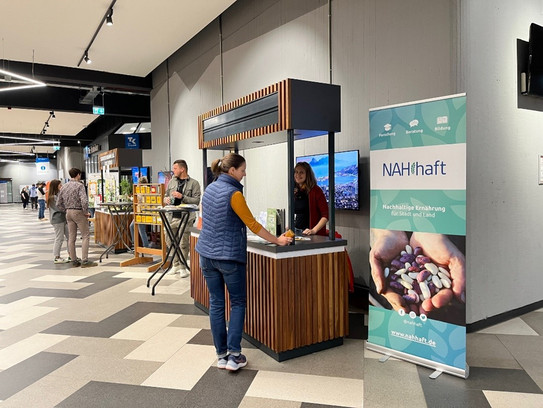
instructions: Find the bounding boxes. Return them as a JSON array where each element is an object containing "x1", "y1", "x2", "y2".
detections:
[
  {"x1": 409, "y1": 119, "x2": 419, "y2": 128},
  {"x1": 384, "y1": 123, "x2": 392, "y2": 131},
  {"x1": 436, "y1": 116, "x2": 448, "y2": 125}
]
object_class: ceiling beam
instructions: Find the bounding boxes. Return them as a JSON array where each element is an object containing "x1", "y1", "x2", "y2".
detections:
[{"x1": 0, "y1": 60, "x2": 152, "y2": 94}]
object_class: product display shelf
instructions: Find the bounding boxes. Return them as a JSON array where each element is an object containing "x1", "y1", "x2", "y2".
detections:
[{"x1": 120, "y1": 183, "x2": 167, "y2": 271}]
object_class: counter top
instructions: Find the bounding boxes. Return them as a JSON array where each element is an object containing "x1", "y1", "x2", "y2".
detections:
[{"x1": 190, "y1": 228, "x2": 347, "y2": 259}]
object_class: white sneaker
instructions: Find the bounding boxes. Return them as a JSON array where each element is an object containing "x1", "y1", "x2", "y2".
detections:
[
  {"x1": 179, "y1": 267, "x2": 190, "y2": 278},
  {"x1": 166, "y1": 265, "x2": 180, "y2": 275}
]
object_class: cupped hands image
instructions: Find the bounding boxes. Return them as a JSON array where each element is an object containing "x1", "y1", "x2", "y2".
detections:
[{"x1": 369, "y1": 228, "x2": 466, "y2": 326}]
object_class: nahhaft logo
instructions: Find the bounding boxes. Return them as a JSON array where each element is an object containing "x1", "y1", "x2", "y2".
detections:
[{"x1": 382, "y1": 160, "x2": 447, "y2": 177}]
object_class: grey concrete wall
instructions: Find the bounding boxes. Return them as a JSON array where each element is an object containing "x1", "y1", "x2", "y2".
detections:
[
  {"x1": 149, "y1": 0, "x2": 457, "y2": 288},
  {"x1": 461, "y1": 0, "x2": 543, "y2": 323}
]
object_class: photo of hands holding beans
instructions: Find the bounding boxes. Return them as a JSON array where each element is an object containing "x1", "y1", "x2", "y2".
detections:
[{"x1": 369, "y1": 228, "x2": 466, "y2": 326}]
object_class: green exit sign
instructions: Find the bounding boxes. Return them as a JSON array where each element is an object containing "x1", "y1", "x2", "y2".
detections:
[{"x1": 93, "y1": 106, "x2": 105, "y2": 115}]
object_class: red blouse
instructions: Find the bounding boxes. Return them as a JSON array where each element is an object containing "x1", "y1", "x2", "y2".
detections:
[{"x1": 307, "y1": 185, "x2": 329, "y2": 236}]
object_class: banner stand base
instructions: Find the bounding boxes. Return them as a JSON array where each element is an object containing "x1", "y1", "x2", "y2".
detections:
[
  {"x1": 378, "y1": 355, "x2": 390, "y2": 363},
  {"x1": 366, "y1": 343, "x2": 469, "y2": 379},
  {"x1": 429, "y1": 369, "x2": 443, "y2": 380}
]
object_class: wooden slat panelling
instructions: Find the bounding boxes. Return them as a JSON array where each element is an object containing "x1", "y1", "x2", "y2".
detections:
[{"x1": 198, "y1": 80, "x2": 288, "y2": 150}]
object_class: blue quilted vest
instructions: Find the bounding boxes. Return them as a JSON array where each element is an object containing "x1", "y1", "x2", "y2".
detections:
[{"x1": 195, "y1": 174, "x2": 247, "y2": 264}]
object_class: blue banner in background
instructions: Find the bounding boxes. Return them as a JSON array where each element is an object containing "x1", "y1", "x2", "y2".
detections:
[{"x1": 367, "y1": 94, "x2": 467, "y2": 378}]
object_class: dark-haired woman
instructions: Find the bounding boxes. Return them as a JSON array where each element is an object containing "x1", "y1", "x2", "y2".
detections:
[
  {"x1": 47, "y1": 179, "x2": 70, "y2": 263},
  {"x1": 195, "y1": 152, "x2": 292, "y2": 371},
  {"x1": 293, "y1": 161, "x2": 328, "y2": 236},
  {"x1": 21, "y1": 187, "x2": 30, "y2": 209}
]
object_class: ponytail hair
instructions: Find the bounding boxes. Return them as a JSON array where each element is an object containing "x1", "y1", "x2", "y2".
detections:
[{"x1": 210, "y1": 153, "x2": 246, "y2": 177}]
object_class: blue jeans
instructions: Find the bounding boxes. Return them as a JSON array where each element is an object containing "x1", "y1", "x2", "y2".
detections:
[
  {"x1": 130, "y1": 220, "x2": 149, "y2": 247},
  {"x1": 38, "y1": 199, "x2": 46, "y2": 219},
  {"x1": 200, "y1": 255, "x2": 246, "y2": 357}
]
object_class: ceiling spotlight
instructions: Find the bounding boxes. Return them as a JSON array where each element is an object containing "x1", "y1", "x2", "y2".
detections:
[
  {"x1": 106, "y1": 8, "x2": 113, "y2": 26},
  {"x1": 84, "y1": 53, "x2": 92, "y2": 64},
  {"x1": 50, "y1": 111, "x2": 55, "y2": 118}
]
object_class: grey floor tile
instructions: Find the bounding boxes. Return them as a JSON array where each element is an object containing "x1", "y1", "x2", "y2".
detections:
[
  {"x1": 497, "y1": 334, "x2": 543, "y2": 390},
  {"x1": 417, "y1": 365, "x2": 542, "y2": 408},
  {"x1": 56, "y1": 380, "x2": 188, "y2": 408},
  {"x1": 521, "y1": 311, "x2": 543, "y2": 336},
  {"x1": 364, "y1": 358, "x2": 427, "y2": 407},
  {"x1": 177, "y1": 366, "x2": 258, "y2": 408},
  {"x1": 187, "y1": 328, "x2": 215, "y2": 346},
  {"x1": 0, "y1": 351, "x2": 77, "y2": 400},
  {"x1": 42, "y1": 301, "x2": 207, "y2": 338},
  {"x1": 466, "y1": 333, "x2": 521, "y2": 369}
]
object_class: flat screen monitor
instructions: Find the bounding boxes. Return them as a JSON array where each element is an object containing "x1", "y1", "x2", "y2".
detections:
[
  {"x1": 158, "y1": 171, "x2": 173, "y2": 186},
  {"x1": 140, "y1": 166, "x2": 149, "y2": 181},
  {"x1": 131, "y1": 167, "x2": 140, "y2": 184},
  {"x1": 133, "y1": 167, "x2": 149, "y2": 184},
  {"x1": 296, "y1": 150, "x2": 359, "y2": 210},
  {"x1": 529, "y1": 23, "x2": 543, "y2": 95}
]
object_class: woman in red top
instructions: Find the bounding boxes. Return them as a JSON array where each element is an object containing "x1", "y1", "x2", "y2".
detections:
[{"x1": 293, "y1": 162, "x2": 329, "y2": 236}]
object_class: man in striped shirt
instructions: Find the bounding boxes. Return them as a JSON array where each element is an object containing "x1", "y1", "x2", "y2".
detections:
[{"x1": 57, "y1": 168, "x2": 97, "y2": 268}]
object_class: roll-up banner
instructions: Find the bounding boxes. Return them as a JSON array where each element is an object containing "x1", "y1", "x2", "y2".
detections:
[{"x1": 367, "y1": 94, "x2": 468, "y2": 379}]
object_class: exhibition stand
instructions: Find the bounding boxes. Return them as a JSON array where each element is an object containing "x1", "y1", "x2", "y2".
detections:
[{"x1": 191, "y1": 78, "x2": 349, "y2": 360}]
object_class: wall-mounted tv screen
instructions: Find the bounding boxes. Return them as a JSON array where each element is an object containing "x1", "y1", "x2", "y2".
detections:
[
  {"x1": 158, "y1": 171, "x2": 173, "y2": 186},
  {"x1": 132, "y1": 167, "x2": 150, "y2": 184},
  {"x1": 296, "y1": 150, "x2": 359, "y2": 210},
  {"x1": 528, "y1": 23, "x2": 543, "y2": 96}
]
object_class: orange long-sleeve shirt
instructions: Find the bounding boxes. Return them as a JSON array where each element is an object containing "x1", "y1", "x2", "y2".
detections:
[{"x1": 230, "y1": 191, "x2": 263, "y2": 234}]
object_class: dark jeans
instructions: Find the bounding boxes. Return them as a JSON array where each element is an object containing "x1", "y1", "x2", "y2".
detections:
[
  {"x1": 31, "y1": 197, "x2": 38, "y2": 209},
  {"x1": 38, "y1": 199, "x2": 46, "y2": 219},
  {"x1": 200, "y1": 255, "x2": 246, "y2": 357}
]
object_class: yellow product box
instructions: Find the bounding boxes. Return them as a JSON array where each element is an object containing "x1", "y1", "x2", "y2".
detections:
[
  {"x1": 157, "y1": 196, "x2": 162, "y2": 204},
  {"x1": 146, "y1": 215, "x2": 153, "y2": 223},
  {"x1": 136, "y1": 215, "x2": 141, "y2": 223},
  {"x1": 146, "y1": 196, "x2": 151, "y2": 203},
  {"x1": 151, "y1": 196, "x2": 156, "y2": 204}
]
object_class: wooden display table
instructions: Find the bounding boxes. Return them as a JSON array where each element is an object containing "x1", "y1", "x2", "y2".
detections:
[
  {"x1": 190, "y1": 231, "x2": 349, "y2": 361},
  {"x1": 94, "y1": 206, "x2": 132, "y2": 255}
]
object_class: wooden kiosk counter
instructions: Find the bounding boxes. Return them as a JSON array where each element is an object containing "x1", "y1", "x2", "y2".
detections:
[
  {"x1": 190, "y1": 231, "x2": 349, "y2": 361},
  {"x1": 194, "y1": 78, "x2": 346, "y2": 361}
]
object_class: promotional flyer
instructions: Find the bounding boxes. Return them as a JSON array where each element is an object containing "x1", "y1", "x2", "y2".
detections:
[{"x1": 367, "y1": 94, "x2": 467, "y2": 378}]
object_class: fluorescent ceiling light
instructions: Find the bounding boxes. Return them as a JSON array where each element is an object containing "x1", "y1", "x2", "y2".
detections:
[
  {"x1": 0, "y1": 148, "x2": 36, "y2": 156},
  {"x1": 0, "y1": 68, "x2": 46, "y2": 92}
]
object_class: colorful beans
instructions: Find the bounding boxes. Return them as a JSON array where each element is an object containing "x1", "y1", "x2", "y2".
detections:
[{"x1": 383, "y1": 245, "x2": 452, "y2": 312}]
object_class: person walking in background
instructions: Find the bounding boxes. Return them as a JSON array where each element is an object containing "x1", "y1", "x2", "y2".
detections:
[
  {"x1": 29, "y1": 184, "x2": 38, "y2": 210},
  {"x1": 37, "y1": 182, "x2": 47, "y2": 220},
  {"x1": 163, "y1": 159, "x2": 201, "y2": 277},
  {"x1": 195, "y1": 153, "x2": 292, "y2": 371},
  {"x1": 47, "y1": 179, "x2": 70, "y2": 264},
  {"x1": 56, "y1": 168, "x2": 97, "y2": 268},
  {"x1": 20, "y1": 187, "x2": 30, "y2": 209},
  {"x1": 130, "y1": 176, "x2": 150, "y2": 248}
]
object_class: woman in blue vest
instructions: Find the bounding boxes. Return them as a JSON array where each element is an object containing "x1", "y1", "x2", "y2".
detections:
[{"x1": 196, "y1": 153, "x2": 292, "y2": 371}]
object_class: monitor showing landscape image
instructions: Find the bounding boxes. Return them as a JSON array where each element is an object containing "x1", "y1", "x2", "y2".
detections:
[{"x1": 296, "y1": 150, "x2": 359, "y2": 210}]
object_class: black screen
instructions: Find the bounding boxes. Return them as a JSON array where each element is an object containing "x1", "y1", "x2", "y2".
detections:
[{"x1": 528, "y1": 23, "x2": 543, "y2": 95}]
